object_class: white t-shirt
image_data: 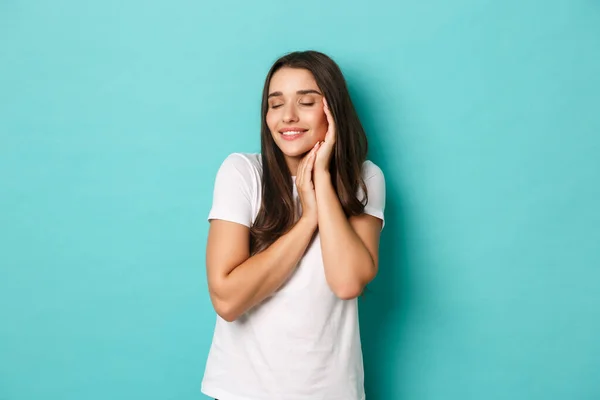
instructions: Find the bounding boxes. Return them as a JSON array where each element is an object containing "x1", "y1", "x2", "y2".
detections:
[{"x1": 201, "y1": 153, "x2": 386, "y2": 400}]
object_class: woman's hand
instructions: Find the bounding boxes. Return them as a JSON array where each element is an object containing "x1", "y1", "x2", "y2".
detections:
[
  {"x1": 314, "y1": 97, "x2": 336, "y2": 174},
  {"x1": 296, "y1": 141, "x2": 321, "y2": 227}
]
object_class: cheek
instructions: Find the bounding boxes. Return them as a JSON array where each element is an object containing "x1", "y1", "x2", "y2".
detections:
[
  {"x1": 309, "y1": 110, "x2": 328, "y2": 137},
  {"x1": 265, "y1": 111, "x2": 278, "y2": 134}
]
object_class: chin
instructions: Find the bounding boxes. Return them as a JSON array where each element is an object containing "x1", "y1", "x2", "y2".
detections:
[{"x1": 276, "y1": 141, "x2": 316, "y2": 158}]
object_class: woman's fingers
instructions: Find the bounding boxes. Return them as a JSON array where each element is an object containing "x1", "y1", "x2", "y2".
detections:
[
  {"x1": 297, "y1": 155, "x2": 307, "y2": 187},
  {"x1": 305, "y1": 142, "x2": 320, "y2": 184},
  {"x1": 296, "y1": 142, "x2": 320, "y2": 190},
  {"x1": 304, "y1": 150, "x2": 314, "y2": 185}
]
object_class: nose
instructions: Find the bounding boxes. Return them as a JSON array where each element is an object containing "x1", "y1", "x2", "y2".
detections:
[{"x1": 282, "y1": 104, "x2": 299, "y2": 123}]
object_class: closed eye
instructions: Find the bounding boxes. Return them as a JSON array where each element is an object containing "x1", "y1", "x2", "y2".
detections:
[{"x1": 270, "y1": 102, "x2": 314, "y2": 109}]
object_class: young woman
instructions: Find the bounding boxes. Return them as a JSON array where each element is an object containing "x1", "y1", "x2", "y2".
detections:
[{"x1": 201, "y1": 50, "x2": 386, "y2": 400}]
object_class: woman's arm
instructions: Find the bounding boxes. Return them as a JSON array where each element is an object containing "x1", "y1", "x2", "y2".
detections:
[
  {"x1": 206, "y1": 216, "x2": 316, "y2": 322},
  {"x1": 206, "y1": 144, "x2": 321, "y2": 322},
  {"x1": 314, "y1": 171, "x2": 382, "y2": 299},
  {"x1": 312, "y1": 98, "x2": 384, "y2": 299}
]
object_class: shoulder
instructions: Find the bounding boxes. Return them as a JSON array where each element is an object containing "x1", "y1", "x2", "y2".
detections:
[
  {"x1": 358, "y1": 160, "x2": 386, "y2": 203},
  {"x1": 213, "y1": 152, "x2": 263, "y2": 198},
  {"x1": 216, "y1": 152, "x2": 262, "y2": 179},
  {"x1": 361, "y1": 160, "x2": 385, "y2": 181},
  {"x1": 208, "y1": 153, "x2": 262, "y2": 225},
  {"x1": 358, "y1": 160, "x2": 386, "y2": 227},
  {"x1": 220, "y1": 152, "x2": 262, "y2": 171}
]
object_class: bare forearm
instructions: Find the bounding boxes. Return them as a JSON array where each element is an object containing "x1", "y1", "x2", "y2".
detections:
[
  {"x1": 314, "y1": 172, "x2": 375, "y2": 298},
  {"x1": 213, "y1": 217, "x2": 316, "y2": 321}
]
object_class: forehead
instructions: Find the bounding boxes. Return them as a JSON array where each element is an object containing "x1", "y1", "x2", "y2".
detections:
[{"x1": 268, "y1": 67, "x2": 319, "y2": 93}]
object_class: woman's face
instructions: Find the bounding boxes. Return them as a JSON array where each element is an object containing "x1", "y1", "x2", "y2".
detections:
[{"x1": 266, "y1": 67, "x2": 328, "y2": 162}]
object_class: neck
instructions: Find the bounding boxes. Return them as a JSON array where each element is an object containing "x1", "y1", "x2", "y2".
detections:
[{"x1": 285, "y1": 155, "x2": 302, "y2": 176}]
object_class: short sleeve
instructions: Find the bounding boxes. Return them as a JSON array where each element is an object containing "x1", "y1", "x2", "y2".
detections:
[
  {"x1": 360, "y1": 161, "x2": 386, "y2": 229},
  {"x1": 207, "y1": 153, "x2": 256, "y2": 227}
]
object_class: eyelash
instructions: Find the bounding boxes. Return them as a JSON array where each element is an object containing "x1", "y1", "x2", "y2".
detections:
[{"x1": 270, "y1": 103, "x2": 314, "y2": 109}]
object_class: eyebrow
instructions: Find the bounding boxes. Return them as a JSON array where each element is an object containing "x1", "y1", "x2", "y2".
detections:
[{"x1": 267, "y1": 89, "x2": 322, "y2": 98}]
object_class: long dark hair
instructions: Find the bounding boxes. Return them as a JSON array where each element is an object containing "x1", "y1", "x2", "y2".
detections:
[{"x1": 250, "y1": 50, "x2": 369, "y2": 254}]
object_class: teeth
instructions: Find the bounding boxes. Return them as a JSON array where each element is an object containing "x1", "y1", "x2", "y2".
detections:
[{"x1": 282, "y1": 131, "x2": 304, "y2": 136}]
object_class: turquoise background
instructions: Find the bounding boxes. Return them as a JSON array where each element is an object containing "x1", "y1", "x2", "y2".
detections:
[{"x1": 1, "y1": 0, "x2": 599, "y2": 399}]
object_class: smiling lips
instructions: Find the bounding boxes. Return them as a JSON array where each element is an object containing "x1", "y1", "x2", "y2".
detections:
[{"x1": 279, "y1": 127, "x2": 308, "y2": 141}]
